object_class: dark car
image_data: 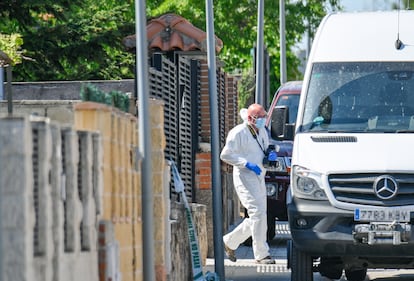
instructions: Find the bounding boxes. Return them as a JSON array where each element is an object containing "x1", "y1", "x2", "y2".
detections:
[{"x1": 264, "y1": 81, "x2": 302, "y2": 240}]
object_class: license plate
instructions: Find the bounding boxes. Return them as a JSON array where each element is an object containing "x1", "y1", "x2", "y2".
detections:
[{"x1": 354, "y1": 209, "x2": 411, "y2": 222}]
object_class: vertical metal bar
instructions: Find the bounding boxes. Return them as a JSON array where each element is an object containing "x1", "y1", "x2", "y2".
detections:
[
  {"x1": 205, "y1": 0, "x2": 225, "y2": 279},
  {"x1": 0, "y1": 67, "x2": 4, "y2": 100},
  {"x1": 280, "y1": 0, "x2": 287, "y2": 84},
  {"x1": 6, "y1": 66, "x2": 12, "y2": 115},
  {"x1": 255, "y1": 0, "x2": 265, "y2": 105},
  {"x1": 135, "y1": 0, "x2": 155, "y2": 280},
  {"x1": 134, "y1": 55, "x2": 138, "y2": 116}
]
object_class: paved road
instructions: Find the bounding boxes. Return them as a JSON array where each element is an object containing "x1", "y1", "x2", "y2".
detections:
[{"x1": 204, "y1": 222, "x2": 414, "y2": 281}]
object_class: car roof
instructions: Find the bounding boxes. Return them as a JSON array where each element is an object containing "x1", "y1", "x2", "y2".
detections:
[{"x1": 277, "y1": 80, "x2": 302, "y2": 95}]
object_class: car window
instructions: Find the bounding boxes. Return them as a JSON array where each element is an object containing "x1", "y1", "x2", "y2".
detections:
[{"x1": 276, "y1": 93, "x2": 300, "y2": 124}]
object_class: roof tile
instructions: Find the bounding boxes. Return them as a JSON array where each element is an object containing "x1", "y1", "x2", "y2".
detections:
[{"x1": 123, "y1": 13, "x2": 223, "y2": 53}]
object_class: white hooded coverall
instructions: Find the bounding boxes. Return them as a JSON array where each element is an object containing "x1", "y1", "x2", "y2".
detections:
[{"x1": 221, "y1": 122, "x2": 270, "y2": 260}]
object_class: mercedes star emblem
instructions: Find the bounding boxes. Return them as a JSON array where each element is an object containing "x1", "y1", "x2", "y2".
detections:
[{"x1": 373, "y1": 175, "x2": 398, "y2": 200}]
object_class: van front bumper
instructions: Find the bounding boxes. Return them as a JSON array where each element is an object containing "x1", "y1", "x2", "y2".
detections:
[{"x1": 287, "y1": 197, "x2": 414, "y2": 258}]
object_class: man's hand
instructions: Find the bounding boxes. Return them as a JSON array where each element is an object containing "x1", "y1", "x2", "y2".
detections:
[
  {"x1": 245, "y1": 162, "x2": 261, "y2": 175},
  {"x1": 268, "y1": 151, "x2": 277, "y2": 161}
]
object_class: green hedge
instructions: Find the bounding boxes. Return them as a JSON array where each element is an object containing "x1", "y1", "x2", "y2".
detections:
[{"x1": 80, "y1": 83, "x2": 130, "y2": 113}]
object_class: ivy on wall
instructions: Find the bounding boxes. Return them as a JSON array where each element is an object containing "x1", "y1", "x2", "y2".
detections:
[{"x1": 80, "y1": 83, "x2": 130, "y2": 113}]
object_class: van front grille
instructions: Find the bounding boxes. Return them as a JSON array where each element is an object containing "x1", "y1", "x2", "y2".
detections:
[{"x1": 328, "y1": 173, "x2": 414, "y2": 206}]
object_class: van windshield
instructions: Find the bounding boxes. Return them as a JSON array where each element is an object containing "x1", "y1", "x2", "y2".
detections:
[{"x1": 300, "y1": 62, "x2": 414, "y2": 133}]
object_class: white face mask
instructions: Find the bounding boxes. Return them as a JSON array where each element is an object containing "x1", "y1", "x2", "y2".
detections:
[{"x1": 255, "y1": 117, "x2": 266, "y2": 129}]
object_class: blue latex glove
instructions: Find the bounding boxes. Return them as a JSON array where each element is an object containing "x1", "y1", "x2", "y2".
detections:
[
  {"x1": 268, "y1": 151, "x2": 277, "y2": 161},
  {"x1": 245, "y1": 162, "x2": 261, "y2": 175}
]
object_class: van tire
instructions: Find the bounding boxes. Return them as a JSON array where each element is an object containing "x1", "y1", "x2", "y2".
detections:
[
  {"x1": 318, "y1": 257, "x2": 343, "y2": 279},
  {"x1": 345, "y1": 268, "x2": 367, "y2": 281},
  {"x1": 286, "y1": 240, "x2": 292, "y2": 269},
  {"x1": 291, "y1": 241, "x2": 313, "y2": 281}
]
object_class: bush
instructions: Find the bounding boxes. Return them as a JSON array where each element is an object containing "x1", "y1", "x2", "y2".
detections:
[{"x1": 80, "y1": 83, "x2": 130, "y2": 113}]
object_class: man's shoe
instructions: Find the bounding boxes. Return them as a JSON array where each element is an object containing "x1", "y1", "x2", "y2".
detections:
[
  {"x1": 255, "y1": 256, "x2": 275, "y2": 264},
  {"x1": 224, "y1": 244, "x2": 237, "y2": 262}
]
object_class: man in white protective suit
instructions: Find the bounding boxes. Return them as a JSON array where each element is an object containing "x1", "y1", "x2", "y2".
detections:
[{"x1": 221, "y1": 103, "x2": 276, "y2": 264}]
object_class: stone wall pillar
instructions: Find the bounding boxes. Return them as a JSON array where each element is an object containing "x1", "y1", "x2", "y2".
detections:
[
  {"x1": 0, "y1": 116, "x2": 35, "y2": 281},
  {"x1": 49, "y1": 123, "x2": 65, "y2": 281},
  {"x1": 31, "y1": 118, "x2": 54, "y2": 281},
  {"x1": 74, "y1": 99, "x2": 170, "y2": 281},
  {"x1": 170, "y1": 201, "x2": 207, "y2": 281}
]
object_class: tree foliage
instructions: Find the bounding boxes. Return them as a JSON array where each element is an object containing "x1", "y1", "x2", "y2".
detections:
[
  {"x1": 1, "y1": 0, "x2": 136, "y2": 81},
  {"x1": 1, "y1": 0, "x2": 340, "y2": 94},
  {"x1": 0, "y1": 33, "x2": 24, "y2": 65}
]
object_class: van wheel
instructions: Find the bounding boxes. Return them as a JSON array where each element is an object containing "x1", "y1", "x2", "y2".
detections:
[
  {"x1": 318, "y1": 257, "x2": 343, "y2": 279},
  {"x1": 345, "y1": 268, "x2": 367, "y2": 281},
  {"x1": 286, "y1": 239, "x2": 292, "y2": 269},
  {"x1": 291, "y1": 241, "x2": 313, "y2": 281}
]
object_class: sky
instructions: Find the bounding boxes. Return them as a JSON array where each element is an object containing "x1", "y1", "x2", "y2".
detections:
[
  {"x1": 340, "y1": 0, "x2": 400, "y2": 12},
  {"x1": 297, "y1": 0, "x2": 402, "y2": 50},
  {"x1": 294, "y1": 0, "x2": 403, "y2": 71}
]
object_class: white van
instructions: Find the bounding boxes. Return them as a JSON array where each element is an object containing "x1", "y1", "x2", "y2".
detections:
[{"x1": 285, "y1": 10, "x2": 414, "y2": 281}]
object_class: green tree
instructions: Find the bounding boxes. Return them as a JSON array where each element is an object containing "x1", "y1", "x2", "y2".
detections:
[
  {"x1": 0, "y1": 33, "x2": 24, "y2": 65},
  {"x1": 1, "y1": 0, "x2": 136, "y2": 81},
  {"x1": 397, "y1": 0, "x2": 414, "y2": 9},
  {"x1": 1, "y1": 0, "x2": 340, "y2": 92}
]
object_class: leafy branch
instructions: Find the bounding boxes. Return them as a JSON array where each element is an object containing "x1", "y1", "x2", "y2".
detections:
[{"x1": 0, "y1": 33, "x2": 24, "y2": 66}]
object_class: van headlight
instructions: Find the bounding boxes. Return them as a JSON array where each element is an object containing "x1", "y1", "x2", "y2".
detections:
[{"x1": 292, "y1": 166, "x2": 327, "y2": 200}]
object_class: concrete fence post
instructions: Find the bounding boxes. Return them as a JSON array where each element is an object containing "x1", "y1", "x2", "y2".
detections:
[
  {"x1": 61, "y1": 127, "x2": 82, "y2": 254},
  {"x1": 0, "y1": 116, "x2": 35, "y2": 281},
  {"x1": 77, "y1": 130, "x2": 97, "y2": 251},
  {"x1": 31, "y1": 117, "x2": 54, "y2": 281},
  {"x1": 49, "y1": 122, "x2": 65, "y2": 281},
  {"x1": 92, "y1": 132, "x2": 103, "y2": 217}
]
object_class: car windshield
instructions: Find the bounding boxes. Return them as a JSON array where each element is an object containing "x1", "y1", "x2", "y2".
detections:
[
  {"x1": 276, "y1": 93, "x2": 300, "y2": 124},
  {"x1": 299, "y1": 62, "x2": 414, "y2": 133}
]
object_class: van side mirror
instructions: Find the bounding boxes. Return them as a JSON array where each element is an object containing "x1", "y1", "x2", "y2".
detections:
[{"x1": 270, "y1": 106, "x2": 294, "y2": 141}]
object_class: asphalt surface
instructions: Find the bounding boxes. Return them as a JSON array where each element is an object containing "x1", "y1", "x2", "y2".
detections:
[
  {"x1": 204, "y1": 221, "x2": 291, "y2": 281},
  {"x1": 203, "y1": 221, "x2": 414, "y2": 281}
]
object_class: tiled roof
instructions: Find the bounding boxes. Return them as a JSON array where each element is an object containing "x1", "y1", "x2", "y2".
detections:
[{"x1": 123, "y1": 13, "x2": 223, "y2": 53}]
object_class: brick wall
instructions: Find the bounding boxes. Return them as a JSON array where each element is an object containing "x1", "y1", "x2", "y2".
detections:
[
  {"x1": 195, "y1": 152, "x2": 212, "y2": 190},
  {"x1": 199, "y1": 61, "x2": 211, "y2": 144},
  {"x1": 74, "y1": 100, "x2": 169, "y2": 281},
  {"x1": 225, "y1": 75, "x2": 240, "y2": 136}
]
